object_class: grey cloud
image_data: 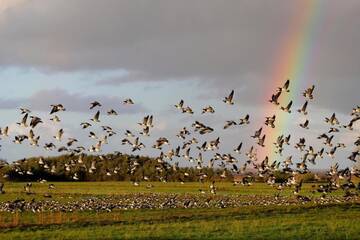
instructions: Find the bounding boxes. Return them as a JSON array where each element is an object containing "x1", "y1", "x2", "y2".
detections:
[
  {"x1": 0, "y1": 0, "x2": 359, "y2": 112},
  {"x1": 0, "y1": 89, "x2": 148, "y2": 114}
]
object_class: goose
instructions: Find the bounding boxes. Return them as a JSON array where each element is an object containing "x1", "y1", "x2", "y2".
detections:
[
  {"x1": 29, "y1": 116, "x2": 43, "y2": 128},
  {"x1": 13, "y1": 135, "x2": 28, "y2": 144},
  {"x1": 327, "y1": 146, "x2": 338, "y2": 158},
  {"x1": 80, "y1": 122, "x2": 92, "y2": 129},
  {"x1": 67, "y1": 138, "x2": 78, "y2": 147},
  {"x1": 299, "y1": 119, "x2": 309, "y2": 129},
  {"x1": 182, "y1": 106, "x2": 194, "y2": 114},
  {"x1": 107, "y1": 109, "x2": 118, "y2": 115},
  {"x1": 284, "y1": 134, "x2": 291, "y2": 145},
  {"x1": 123, "y1": 98, "x2": 134, "y2": 104},
  {"x1": 44, "y1": 142, "x2": 56, "y2": 151},
  {"x1": 20, "y1": 108, "x2": 31, "y2": 114},
  {"x1": 325, "y1": 113, "x2": 339, "y2": 125},
  {"x1": 183, "y1": 148, "x2": 192, "y2": 161},
  {"x1": 50, "y1": 104, "x2": 66, "y2": 114},
  {"x1": 89, "y1": 131, "x2": 98, "y2": 139},
  {"x1": 90, "y1": 101, "x2": 102, "y2": 109},
  {"x1": 277, "y1": 79, "x2": 290, "y2": 93},
  {"x1": 343, "y1": 116, "x2": 360, "y2": 130},
  {"x1": 0, "y1": 126, "x2": 9, "y2": 137},
  {"x1": 294, "y1": 138, "x2": 306, "y2": 151},
  {"x1": 176, "y1": 127, "x2": 190, "y2": 139},
  {"x1": 50, "y1": 115, "x2": 61, "y2": 123},
  {"x1": 91, "y1": 111, "x2": 101, "y2": 122},
  {"x1": 175, "y1": 100, "x2": 184, "y2": 110},
  {"x1": 351, "y1": 105, "x2": 360, "y2": 116},
  {"x1": 224, "y1": 120, "x2": 237, "y2": 129},
  {"x1": 348, "y1": 150, "x2": 359, "y2": 162},
  {"x1": 303, "y1": 85, "x2": 315, "y2": 99},
  {"x1": 29, "y1": 135, "x2": 40, "y2": 147},
  {"x1": 223, "y1": 90, "x2": 235, "y2": 105},
  {"x1": 17, "y1": 113, "x2": 28, "y2": 127},
  {"x1": 125, "y1": 130, "x2": 135, "y2": 138},
  {"x1": 280, "y1": 100, "x2": 292, "y2": 113},
  {"x1": 54, "y1": 129, "x2": 64, "y2": 141},
  {"x1": 238, "y1": 114, "x2": 250, "y2": 125},
  {"x1": 297, "y1": 101, "x2": 308, "y2": 115},
  {"x1": 329, "y1": 127, "x2": 339, "y2": 133},
  {"x1": 269, "y1": 91, "x2": 281, "y2": 105},
  {"x1": 257, "y1": 134, "x2": 266, "y2": 147},
  {"x1": 251, "y1": 127, "x2": 262, "y2": 139},
  {"x1": 202, "y1": 105, "x2": 215, "y2": 114},
  {"x1": 265, "y1": 115, "x2": 276, "y2": 128}
]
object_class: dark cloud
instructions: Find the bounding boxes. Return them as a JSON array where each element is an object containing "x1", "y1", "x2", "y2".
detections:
[{"x1": 0, "y1": 0, "x2": 359, "y2": 112}]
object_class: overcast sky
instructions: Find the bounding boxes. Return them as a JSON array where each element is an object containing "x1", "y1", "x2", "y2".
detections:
[{"x1": 0, "y1": 0, "x2": 358, "y2": 169}]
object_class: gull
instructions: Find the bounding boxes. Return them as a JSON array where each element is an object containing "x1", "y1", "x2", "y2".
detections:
[
  {"x1": 202, "y1": 106, "x2": 215, "y2": 114},
  {"x1": 297, "y1": 101, "x2": 308, "y2": 115},
  {"x1": 50, "y1": 115, "x2": 61, "y2": 123},
  {"x1": 91, "y1": 111, "x2": 101, "y2": 122},
  {"x1": 90, "y1": 101, "x2": 102, "y2": 109},
  {"x1": 107, "y1": 109, "x2": 118, "y2": 116},
  {"x1": 50, "y1": 104, "x2": 66, "y2": 114},
  {"x1": 223, "y1": 90, "x2": 235, "y2": 105},
  {"x1": 303, "y1": 85, "x2": 315, "y2": 100},
  {"x1": 280, "y1": 101, "x2": 292, "y2": 113},
  {"x1": 80, "y1": 122, "x2": 92, "y2": 129},
  {"x1": 123, "y1": 98, "x2": 134, "y2": 104},
  {"x1": 299, "y1": 119, "x2": 309, "y2": 129},
  {"x1": 277, "y1": 79, "x2": 290, "y2": 93},
  {"x1": 238, "y1": 114, "x2": 250, "y2": 125}
]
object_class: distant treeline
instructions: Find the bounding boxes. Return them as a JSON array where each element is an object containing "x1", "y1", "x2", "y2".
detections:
[{"x1": 0, "y1": 154, "x2": 234, "y2": 182}]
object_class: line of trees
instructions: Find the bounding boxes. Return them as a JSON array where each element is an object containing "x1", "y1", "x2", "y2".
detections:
[{"x1": 0, "y1": 154, "x2": 234, "y2": 182}]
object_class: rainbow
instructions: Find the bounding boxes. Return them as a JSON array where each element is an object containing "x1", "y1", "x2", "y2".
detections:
[{"x1": 259, "y1": 0, "x2": 326, "y2": 162}]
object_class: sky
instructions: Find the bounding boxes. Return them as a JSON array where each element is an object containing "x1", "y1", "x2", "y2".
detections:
[{"x1": 0, "y1": 0, "x2": 359, "y2": 169}]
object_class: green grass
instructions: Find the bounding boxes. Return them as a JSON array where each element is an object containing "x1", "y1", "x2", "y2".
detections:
[
  {"x1": 0, "y1": 181, "x2": 358, "y2": 239},
  {"x1": 1, "y1": 204, "x2": 359, "y2": 239},
  {"x1": 0, "y1": 181, "x2": 341, "y2": 202}
]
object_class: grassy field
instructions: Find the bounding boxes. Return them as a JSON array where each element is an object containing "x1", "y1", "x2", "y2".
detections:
[
  {"x1": 0, "y1": 181, "x2": 344, "y2": 201},
  {"x1": 0, "y1": 181, "x2": 359, "y2": 239}
]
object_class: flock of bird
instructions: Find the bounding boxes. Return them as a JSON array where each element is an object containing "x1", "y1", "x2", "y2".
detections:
[{"x1": 0, "y1": 79, "x2": 360, "y2": 200}]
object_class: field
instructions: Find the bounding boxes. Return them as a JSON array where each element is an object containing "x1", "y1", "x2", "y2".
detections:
[{"x1": 0, "y1": 181, "x2": 359, "y2": 239}]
